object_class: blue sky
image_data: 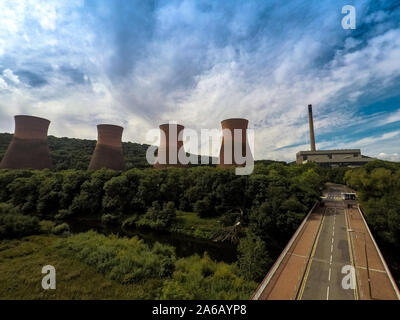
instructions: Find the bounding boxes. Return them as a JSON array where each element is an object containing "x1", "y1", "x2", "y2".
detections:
[{"x1": 0, "y1": 0, "x2": 399, "y2": 162}]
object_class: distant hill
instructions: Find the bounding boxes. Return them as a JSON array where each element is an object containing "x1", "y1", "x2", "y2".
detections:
[{"x1": 0, "y1": 133, "x2": 218, "y2": 170}]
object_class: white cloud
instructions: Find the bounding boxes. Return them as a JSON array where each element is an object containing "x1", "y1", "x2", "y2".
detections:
[
  {"x1": 0, "y1": 1, "x2": 399, "y2": 163},
  {"x1": 377, "y1": 152, "x2": 400, "y2": 162},
  {"x1": 3, "y1": 69, "x2": 20, "y2": 84},
  {"x1": 0, "y1": 78, "x2": 8, "y2": 90}
]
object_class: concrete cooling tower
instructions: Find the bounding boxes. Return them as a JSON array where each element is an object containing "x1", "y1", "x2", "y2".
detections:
[
  {"x1": 0, "y1": 115, "x2": 53, "y2": 169},
  {"x1": 218, "y1": 118, "x2": 253, "y2": 168},
  {"x1": 88, "y1": 124, "x2": 126, "y2": 170},
  {"x1": 154, "y1": 123, "x2": 187, "y2": 168}
]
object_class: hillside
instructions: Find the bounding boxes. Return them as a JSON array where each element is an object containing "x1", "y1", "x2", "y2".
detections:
[{"x1": 0, "y1": 133, "x2": 218, "y2": 170}]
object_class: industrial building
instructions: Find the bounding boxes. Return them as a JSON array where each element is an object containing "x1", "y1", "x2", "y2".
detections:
[
  {"x1": 0, "y1": 115, "x2": 53, "y2": 169},
  {"x1": 88, "y1": 124, "x2": 126, "y2": 170},
  {"x1": 296, "y1": 105, "x2": 374, "y2": 167}
]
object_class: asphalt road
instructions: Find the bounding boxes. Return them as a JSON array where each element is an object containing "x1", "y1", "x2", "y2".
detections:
[{"x1": 300, "y1": 189, "x2": 356, "y2": 300}]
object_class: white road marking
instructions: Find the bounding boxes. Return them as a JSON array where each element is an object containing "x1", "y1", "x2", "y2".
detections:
[
  {"x1": 326, "y1": 286, "x2": 330, "y2": 300},
  {"x1": 331, "y1": 244, "x2": 333, "y2": 252},
  {"x1": 328, "y1": 268, "x2": 331, "y2": 281},
  {"x1": 332, "y1": 238, "x2": 334, "y2": 244},
  {"x1": 330, "y1": 255, "x2": 332, "y2": 264}
]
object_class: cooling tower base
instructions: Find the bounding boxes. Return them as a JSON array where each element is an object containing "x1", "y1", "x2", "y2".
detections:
[
  {"x1": 88, "y1": 144, "x2": 125, "y2": 171},
  {"x1": 0, "y1": 137, "x2": 53, "y2": 170}
]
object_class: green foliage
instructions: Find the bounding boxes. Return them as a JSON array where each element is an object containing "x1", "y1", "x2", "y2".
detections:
[
  {"x1": 0, "y1": 235, "x2": 165, "y2": 299},
  {"x1": 194, "y1": 197, "x2": 213, "y2": 218},
  {"x1": 55, "y1": 231, "x2": 176, "y2": 284},
  {"x1": 345, "y1": 160, "x2": 400, "y2": 246},
  {"x1": 238, "y1": 232, "x2": 272, "y2": 281},
  {"x1": 0, "y1": 160, "x2": 325, "y2": 252},
  {"x1": 136, "y1": 201, "x2": 176, "y2": 230},
  {"x1": 52, "y1": 223, "x2": 70, "y2": 235},
  {"x1": 0, "y1": 213, "x2": 40, "y2": 239},
  {"x1": 161, "y1": 253, "x2": 257, "y2": 299}
]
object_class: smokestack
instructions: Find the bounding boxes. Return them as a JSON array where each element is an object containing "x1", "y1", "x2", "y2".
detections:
[
  {"x1": 0, "y1": 115, "x2": 53, "y2": 169},
  {"x1": 218, "y1": 118, "x2": 253, "y2": 168},
  {"x1": 88, "y1": 124, "x2": 125, "y2": 170},
  {"x1": 308, "y1": 104, "x2": 316, "y2": 151},
  {"x1": 154, "y1": 123, "x2": 187, "y2": 168}
]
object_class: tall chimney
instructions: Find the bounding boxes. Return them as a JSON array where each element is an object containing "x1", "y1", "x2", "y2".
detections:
[
  {"x1": 218, "y1": 118, "x2": 253, "y2": 168},
  {"x1": 88, "y1": 124, "x2": 126, "y2": 170},
  {"x1": 154, "y1": 123, "x2": 187, "y2": 168},
  {"x1": 308, "y1": 104, "x2": 316, "y2": 151},
  {"x1": 0, "y1": 115, "x2": 53, "y2": 169}
]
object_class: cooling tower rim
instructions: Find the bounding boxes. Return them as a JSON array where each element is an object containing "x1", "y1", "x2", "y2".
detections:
[
  {"x1": 97, "y1": 124, "x2": 124, "y2": 130},
  {"x1": 14, "y1": 115, "x2": 50, "y2": 123},
  {"x1": 221, "y1": 118, "x2": 249, "y2": 124},
  {"x1": 159, "y1": 123, "x2": 185, "y2": 129}
]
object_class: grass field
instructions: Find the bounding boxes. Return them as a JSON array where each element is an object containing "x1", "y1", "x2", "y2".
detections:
[{"x1": 0, "y1": 235, "x2": 162, "y2": 299}]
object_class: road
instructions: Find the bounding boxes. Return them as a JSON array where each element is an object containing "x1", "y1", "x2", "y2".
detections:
[
  {"x1": 299, "y1": 206, "x2": 355, "y2": 299},
  {"x1": 252, "y1": 183, "x2": 400, "y2": 300},
  {"x1": 299, "y1": 185, "x2": 355, "y2": 300}
]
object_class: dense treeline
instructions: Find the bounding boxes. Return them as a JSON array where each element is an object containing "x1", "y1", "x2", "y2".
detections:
[
  {"x1": 0, "y1": 163, "x2": 324, "y2": 238},
  {"x1": 0, "y1": 162, "x2": 326, "y2": 283},
  {"x1": 345, "y1": 160, "x2": 400, "y2": 247}
]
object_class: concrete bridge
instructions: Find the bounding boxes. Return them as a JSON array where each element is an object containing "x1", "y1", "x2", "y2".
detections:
[{"x1": 252, "y1": 183, "x2": 400, "y2": 300}]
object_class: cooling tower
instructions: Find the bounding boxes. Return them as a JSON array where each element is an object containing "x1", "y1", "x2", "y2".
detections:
[
  {"x1": 308, "y1": 104, "x2": 316, "y2": 151},
  {"x1": 154, "y1": 123, "x2": 187, "y2": 168},
  {"x1": 218, "y1": 118, "x2": 253, "y2": 168},
  {"x1": 0, "y1": 115, "x2": 53, "y2": 169},
  {"x1": 88, "y1": 124, "x2": 126, "y2": 171}
]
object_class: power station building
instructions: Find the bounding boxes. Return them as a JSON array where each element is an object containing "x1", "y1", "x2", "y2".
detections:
[
  {"x1": 296, "y1": 105, "x2": 374, "y2": 167},
  {"x1": 0, "y1": 115, "x2": 53, "y2": 169}
]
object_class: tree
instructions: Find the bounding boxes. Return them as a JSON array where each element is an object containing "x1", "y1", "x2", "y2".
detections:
[{"x1": 237, "y1": 232, "x2": 272, "y2": 281}]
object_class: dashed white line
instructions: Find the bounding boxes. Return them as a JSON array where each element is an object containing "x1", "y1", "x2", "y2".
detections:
[
  {"x1": 330, "y1": 255, "x2": 332, "y2": 264},
  {"x1": 331, "y1": 244, "x2": 333, "y2": 252},
  {"x1": 326, "y1": 286, "x2": 330, "y2": 300},
  {"x1": 328, "y1": 268, "x2": 332, "y2": 281}
]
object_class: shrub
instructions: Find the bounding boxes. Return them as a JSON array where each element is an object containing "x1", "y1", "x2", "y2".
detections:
[
  {"x1": 161, "y1": 253, "x2": 257, "y2": 299},
  {"x1": 0, "y1": 213, "x2": 40, "y2": 239},
  {"x1": 52, "y1": 223, "x2": 70, "y2": 235},
  {"x1": 54, "y1": 231, "x2": 176, "y2": 284},
  {"x1": 101, "y1": 214, "x2": 119, "y2": 225}
]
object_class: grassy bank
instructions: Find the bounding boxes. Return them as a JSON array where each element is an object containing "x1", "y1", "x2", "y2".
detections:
[{"x1": 0, "y1": 232, "x2": 257, "y2": 300}]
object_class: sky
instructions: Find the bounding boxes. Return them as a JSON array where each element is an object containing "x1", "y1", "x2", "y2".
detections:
[{"x1": 0, "y1": 0, "x2": 400, "y2": 162}]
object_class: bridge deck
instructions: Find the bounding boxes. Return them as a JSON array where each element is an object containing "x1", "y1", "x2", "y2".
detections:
[{"x1": 252, "y1": 183, "x2": 400, "y2": 300}]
